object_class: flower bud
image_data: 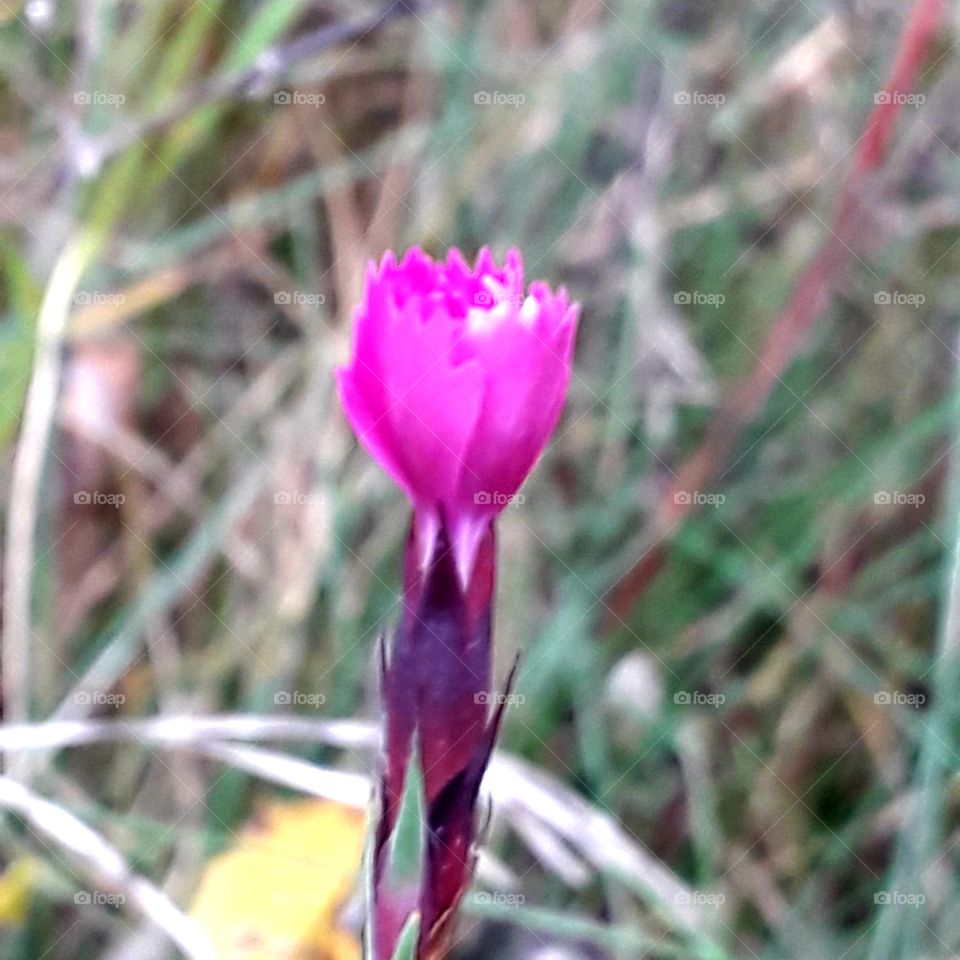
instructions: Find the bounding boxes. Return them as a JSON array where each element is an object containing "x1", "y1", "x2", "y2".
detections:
[{"x1": 337, "y1": 246, "x2": 577, "y2": 580}]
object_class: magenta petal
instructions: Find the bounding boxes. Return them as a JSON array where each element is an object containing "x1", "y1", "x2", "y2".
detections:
[
  {"x1": 458, "y1": 307, "x2": 575, "y2": 507},
  {"x1": 337, "y1": 245, "x2": 578, "y2": 571},
  {"x1": 381, "y1": 300, "x2": 485, "y2": 509},
  {"x1": 336, "y1": 364, "x2": 413, "y2": 497}
]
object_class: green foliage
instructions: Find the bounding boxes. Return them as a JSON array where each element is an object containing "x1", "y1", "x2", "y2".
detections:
[
  {"x1": 1, "y1": 1, "x2": 958, "y2": 958},
  {"x1": 389, "y1": 913, "x2": 421, "y2": 960},
  {"x1": 388, "y1": 750, "x2": 426, "y2": 886}
]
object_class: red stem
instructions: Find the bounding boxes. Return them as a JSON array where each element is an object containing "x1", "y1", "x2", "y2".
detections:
[
  {"x1": 606, "y1": 0, "x2": 947, "y2": 623},
  {"x1": 856, "y1": 0, "x2": 945, "y2": 173}
]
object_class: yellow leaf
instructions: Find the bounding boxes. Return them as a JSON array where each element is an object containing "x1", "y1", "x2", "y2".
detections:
[
  {"x1": 0, "y1": 859, "x2": 36, "y2": 927},
  {"x1": 191, "y1": 799, "x2": 366, "y2": 960}
]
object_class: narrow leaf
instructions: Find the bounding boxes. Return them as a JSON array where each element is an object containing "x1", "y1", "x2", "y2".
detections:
[
  {"x1": 388, "y1": 748, "x2": 426, "y2": 885},
  {"x1": 389, "y1": 912, "x2": 421, "y2": 960}
]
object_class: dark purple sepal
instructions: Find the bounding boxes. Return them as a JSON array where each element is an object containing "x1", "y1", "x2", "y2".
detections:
[
  {"x1": 373, "y1": 516, "x2": 504, "y2": 960},
  {"x1": 381, "y1": 519, "x2": 494, "y2": 834},
  {"x1": 420, "y1": 660, "x2": 517, "y2": 960}
]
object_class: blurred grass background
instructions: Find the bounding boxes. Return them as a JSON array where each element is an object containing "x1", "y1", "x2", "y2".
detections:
[{"x1": 0, "y1": 0, "x2": 959, "y2": 958}]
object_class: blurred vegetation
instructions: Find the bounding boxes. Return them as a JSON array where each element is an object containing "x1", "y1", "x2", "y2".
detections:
[{"x1": 0, "y1": 0, "x2": 959, "y2": 958}]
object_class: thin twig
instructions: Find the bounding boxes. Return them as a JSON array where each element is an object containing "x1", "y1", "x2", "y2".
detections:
[
  {"x1": 0, "y1": 775, "x2": 216, "y2": 960},
  {"x1": 0, "y1": 714, "x2": 375, "y2": 753},
  {"x1": 2, "y1": 233, "x2": 97, "y2": 778},
  {"x1": 0, "y1": 714, "x2": 709, "y2": 935},
  {"x1": 186, "y1": 741, "x2": 373, "y2": 807},
  {"x1": 487, "y1": 755, "x2": 708, "y2": 936}
]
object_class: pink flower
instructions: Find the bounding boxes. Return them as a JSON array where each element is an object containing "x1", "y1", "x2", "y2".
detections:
[{"x1": 336, "y1": 246, "x2": 577, "y2": 577}]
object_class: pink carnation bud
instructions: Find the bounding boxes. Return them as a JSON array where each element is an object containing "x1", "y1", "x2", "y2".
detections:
[{"x1": 336, "y1": 246, "x2": 578, "y2": 578}]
